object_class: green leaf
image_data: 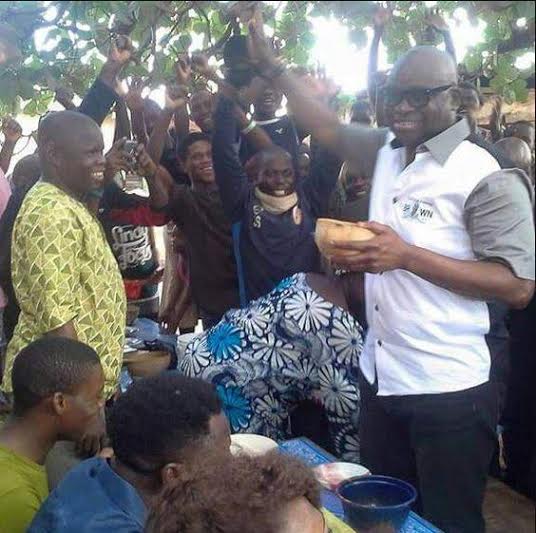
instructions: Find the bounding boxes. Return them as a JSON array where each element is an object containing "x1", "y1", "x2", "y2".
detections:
[
  {"x1": 18, "y1": 78, "x2": 35, "y2": 100},
  {"x1": 178, "y1": 34, "x2": 192, "y2": 51},
  {"x1": 515, "y1": 1, "x2": 536, "y2": 20}
]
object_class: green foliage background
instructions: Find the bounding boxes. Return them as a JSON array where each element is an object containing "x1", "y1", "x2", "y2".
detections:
[{"x1": 0, "y1": 1, "x2": 534, "y2": 116}]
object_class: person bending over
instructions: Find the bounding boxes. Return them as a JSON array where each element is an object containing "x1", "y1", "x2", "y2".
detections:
[
  {"x1": 146, "y1": 449, "x2": 351, "y2": 533},
  {"x1": 213, "y1": 96, "x2": 340, "y2": 303},
  {"x1": 29, "y1": 373, "x2": 230, "y2": 532},
  {"x1": 181, "y1": 271, "x2": 363, "y2": 461},
  {"x1": 0, "y1": 337, "x2": 104, "y2": 533}
]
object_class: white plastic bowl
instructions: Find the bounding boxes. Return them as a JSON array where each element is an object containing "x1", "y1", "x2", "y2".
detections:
[{"x1": 230, "y1": 434, "x2": 278, "y2": 456}]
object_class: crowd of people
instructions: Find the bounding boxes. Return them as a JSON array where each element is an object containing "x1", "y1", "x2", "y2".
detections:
[{"x1": 0, "y1": 4, "x2": 534, "y2": 533}]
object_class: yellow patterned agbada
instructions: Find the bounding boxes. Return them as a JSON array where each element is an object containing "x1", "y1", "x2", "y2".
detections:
[{"x1": 3, "y1": 182, "x2": 126, "y2": 399}]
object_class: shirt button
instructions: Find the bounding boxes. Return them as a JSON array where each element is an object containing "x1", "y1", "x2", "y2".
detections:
[
  {"x1": 375, "y1": 305, "x2": 379, "y2": 311},
  {"x1": 392, "y1": 197, "x2": 398, "y2": 204},
  {"x1": 377, "y1": 340, "x2": 382, "y2": 347}
]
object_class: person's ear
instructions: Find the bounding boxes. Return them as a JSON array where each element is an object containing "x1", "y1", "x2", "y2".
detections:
[
  {"x1": 52, "y1": 392, "x2": 67, "y2": 416},
  {"x1": 448, "y1": 87, "x2": 462, "y2": 112},
  {"x1": 160, "y1": 462, "x2": 183, "y2": 486},
  {"x1": 42, "y1": 140, "x2": 62, "y2": 169}
]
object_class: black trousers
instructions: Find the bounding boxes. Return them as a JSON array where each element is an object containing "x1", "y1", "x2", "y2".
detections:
[{"x1": 359, "y1": 377, "x2": 498, "y2": 533}]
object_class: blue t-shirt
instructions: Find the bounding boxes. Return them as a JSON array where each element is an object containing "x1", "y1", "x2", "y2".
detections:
[{"x1": 28, "y1": 458, "x2": 146, "y2": 532}]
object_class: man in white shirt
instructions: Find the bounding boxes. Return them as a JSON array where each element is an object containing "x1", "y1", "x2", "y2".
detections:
[{"x1": 247, "y1": 23, "x2": 535, "y2": 532}]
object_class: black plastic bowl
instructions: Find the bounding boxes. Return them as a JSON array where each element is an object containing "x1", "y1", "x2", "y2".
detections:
[{"x1": 336, "y1": 475, "x2": 417, "y2": 532}]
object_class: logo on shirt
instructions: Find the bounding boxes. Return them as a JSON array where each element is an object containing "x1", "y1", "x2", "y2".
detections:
[{"x1": 400, "y1": 199, "x2": 434, "y2": 223}]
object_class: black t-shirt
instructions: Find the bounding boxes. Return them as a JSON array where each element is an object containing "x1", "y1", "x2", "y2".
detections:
[{"x1": 240, "y1": 115, "x2": 301, "y2": 165}]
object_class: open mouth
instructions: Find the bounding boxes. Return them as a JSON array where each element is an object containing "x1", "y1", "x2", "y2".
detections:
[
  {"x1": 272, "y1": 189, "x2": 291, "y2": 197},
  {"x1": 392, "y1": 120, "x2": 420, "y2": 131},
  {"x1": 91, "y1": 170, "x2": 104, "y2": 183}
]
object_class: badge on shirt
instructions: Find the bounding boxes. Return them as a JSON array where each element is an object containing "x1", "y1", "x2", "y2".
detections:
[{"x1": 400, "y1": 198, "x2": 434, "y2": 223}]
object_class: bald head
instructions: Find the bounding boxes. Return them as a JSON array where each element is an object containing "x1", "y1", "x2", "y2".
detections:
[
  {"x1": 384, "y1": 46, "x2": 460, "y2": 149},
  {"x1": 38, "y1": 111, "x2": 101, "y2": 151},
  {"x1": 388, "y1": 46, "x2": 458, "y2": 89},
  {"x1": 37, "y1": 110, "x2": 105, "y2": 198},
  {"x1": 495, "y1": 137, "x2": 533, "y2": 177},
  {"x1": 12, "y1": 153, "x2": 41, "y2": 190}
]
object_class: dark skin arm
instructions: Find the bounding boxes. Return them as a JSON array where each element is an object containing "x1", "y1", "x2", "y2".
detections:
[
  {"x1": 98, "y1": 35, "x2": 135, "y2": 91},
  {"x1": 247, "y1": 15, "x2": 381, "y2": 166},
  {"x1": 172, "y1": 56, "x2": 193, "y2": 145},
  {"x1": 135, "y1": 144, "x2": 172, "y2": 209},
  {"x1": 125, "y1": 77, "x2": 148, "y2": 146},
  {"x1": 0, "y1": 117, "x2": 22, "y2": 173},
  {"x1": 368, "y1": 7, "x2": 390, "y2": 105},
  {"x1": 330, "y1": 221, "x2": 535, "y2": 310},
  {"x1": 147, "y1": 85, "x2": 187, "y2": 166},
  {"x1": 114, "y1": 99, "x2": 132, "y2": 142},
  {"x1": 191, "y1": 51, "x2": 272, "y2": 151},
  {"x1": 425, "y1": 9, "x2": 457, "y2": 64}
]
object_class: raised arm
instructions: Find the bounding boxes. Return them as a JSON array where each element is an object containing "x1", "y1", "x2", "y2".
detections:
[
  {"x1": 113, "y1": 99, "x2": 132, "y2": 142},
  {"x1": 147, "y1": 84, "x2": 187, "y2": 166},
  {"x1": 212, "y1": 96, "x2": 250, "y2": 222},
  {"x1": 172, "y1": 56, "x2": 193, "y2": 145},
  {"x1": 191, "y1": 52, "x2": 272, "y2": 152},
  {"x1": 79, "y1": 35, "x2": 134, "y2": 126},
  {"x1": 247, "y1": 15, "x2": 385, "y2": 175},
  {"x1": 125, "y1": 77, "x2": 148, "y2": 146},
  {"x1": 368, "y1": 6, "x2": 390, "y2": 105},
  {"x1": 425, "y1": 9, "x2": 457, "y2": 64},
  {"x1": 0, "y1": 117, "x2": 22, "y2": 174}
]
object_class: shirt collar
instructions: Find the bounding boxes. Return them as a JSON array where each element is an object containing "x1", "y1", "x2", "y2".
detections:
[
  {"x1": 390, "y1": 118, "x2": 471, "y2": 166},
  {"x1": 96, "y1": 459, "x2": 147, "y2": 527}
]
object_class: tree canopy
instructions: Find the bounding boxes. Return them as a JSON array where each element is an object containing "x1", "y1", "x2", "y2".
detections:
[{"x1": 0, "y1": 1, "x2": 534, "y2": 116}]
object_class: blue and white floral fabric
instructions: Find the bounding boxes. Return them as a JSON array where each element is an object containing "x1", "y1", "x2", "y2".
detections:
[{"x1": 180, "y1": 273, "x2": 363, "y2": 461}]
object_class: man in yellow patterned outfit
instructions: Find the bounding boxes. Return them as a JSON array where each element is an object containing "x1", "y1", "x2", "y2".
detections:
[{"x1": 3, "y1": 111, "x2": 126, "y2": 407}]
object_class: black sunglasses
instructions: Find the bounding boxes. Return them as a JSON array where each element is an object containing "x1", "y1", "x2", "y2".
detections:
[{"x1": 383, "y1": 84, "x2": 453, "y2": 109}]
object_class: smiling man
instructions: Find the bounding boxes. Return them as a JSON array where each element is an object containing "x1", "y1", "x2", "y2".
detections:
[
  {"x1": 247, "y1": 23, "x2": 535, "y2": 532},
  {"x1": 213, "y1": 95, "x2": 341, "y2": 303},
  {"x1": 3, "y1": 111, "x2": 126, "y2": 410},
  {"x1": 166, "y1": 132, "x2": 240, "y2": 328}
]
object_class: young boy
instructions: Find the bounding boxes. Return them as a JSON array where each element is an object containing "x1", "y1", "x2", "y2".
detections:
[
  {"x1": 213, "y1": 95, "x2": 340, "y2": 303},
  {"x1": 0, "y1": 337, "x2": 105, "y2": 532},
  {"x1": 29, "y1": 373, "x2": 230, "y2": 532}
]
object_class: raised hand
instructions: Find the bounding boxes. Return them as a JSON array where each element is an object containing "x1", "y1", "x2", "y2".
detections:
[
  {"x1": 1, "y1": 117, "x2": 22, "y2": 144},
  {"x1": 191, "y1": 52, "x2": 215, "y2": 80},
  {"x1": 104, "y1": 137, "x2": 134, "y2": 181},
  {"x1": 373, "y1": 5, "x2": 391, "y2": 30},
  {"x1": 165, "y1": 84, "x2": 188, "y2": 111},
  {"x1": 108, "y1": 34, "x2": 134, "y2": 67},
  {"x1": 425, "y1": 8, "x2": 449, "y2": 33},
  {"x1": 125, "y1": 77, "x2": 146, "y2": 112},
  {"x1": 175, "y1": 55, "x2": 192, "y2": 86},
  {"x1": 134, "y1": 143, "x2": 158, "y2": 178},
  {"x1": 247, "y1": 7, "x2": 278, "y2": 72},
  {"x1": 55, "y1": 86, "x2": 76, "y2": 109}
]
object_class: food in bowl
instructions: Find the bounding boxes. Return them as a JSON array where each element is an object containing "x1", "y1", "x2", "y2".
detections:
[
  {"x1": 314, "y1": 462, "x2": 370, "y2": 490},
  {"x1": 315, "y1": 218, "x2": 375, "y2": 260}
]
